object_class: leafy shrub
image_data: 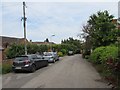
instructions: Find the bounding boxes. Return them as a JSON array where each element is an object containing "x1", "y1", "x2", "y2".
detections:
[
  {"x1": 1, "y1": 62, "x2": 12, "y2": 74},
  {"x1": 0, "y1": 63, "x2": 2, "y2": 74},
  {"x1": 6, "y1": 44, "x2": 24, "y2": 59},
  {"x1": 100, "y1": 45, "x2": 118, "y2": 63},
  {"x1": 2, "y1": 63, "x2": 12, "y2": 74},
  {"x1": 90, "y1": 46, "x2": 105, "y2": 64},
  {"x1": 60, "y1": 49, "x2": 67, "y2": 55},
  {"x1": 82, "y1": 50, "x2": 91, "y2": 58},
  {"x1": 58, "y1": 52, "x2": 63, "y2": 57},
  {"x1": 90, "y1": 45, "x2": 120, "y2": 88},
  {"x1": 85, "y1": 55, "x2": 90, "y2": 59},
  {"x1": 6, "y1": 43, "x2": 78, "y2": 59},
  {"x1": 90, "y1": 46, "x2": 118, "y2": 64}
]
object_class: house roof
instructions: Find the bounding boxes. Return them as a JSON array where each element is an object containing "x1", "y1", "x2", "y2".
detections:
[
  {"x1": 0, "y1": 36, "x2": 28, "y2": 48},
  {"x1": 1, "y1": 36, "x2": 24, "y2": 43},
  {"x1": 32, "y1": 42, "x2": 55, "y2": 45},
  {"x1": 112, "y1": 19, "x2": 120, "y2": 29}
]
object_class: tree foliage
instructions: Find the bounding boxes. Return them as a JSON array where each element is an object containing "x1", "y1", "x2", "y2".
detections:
[
  {"x1": 5, "y1": 43, "x2": 78, "y2": 59},
  {"x1": 82, "y1": 10, "x2": 117, "y2": 49},
  {"x1": 61, "y1": 37, "x2": 81, "y2": 52},
  {"x1": 90, "y1": 45, "x2": 118, "y2": 64}
]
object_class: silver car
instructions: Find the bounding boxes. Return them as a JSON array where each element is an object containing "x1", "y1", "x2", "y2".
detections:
[{"x1": 43, "y1": 52, "x2": 59, "y2": 63}]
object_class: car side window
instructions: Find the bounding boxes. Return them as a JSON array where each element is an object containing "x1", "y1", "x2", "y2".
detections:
[
  {"x1": 37, "y1": 55, "x2": 42, "y2": 59},
  {"x1": 28, "y1": 56, "x2": 32, "y2": 60},
  {"x1": 31, "y1": 55, "x2": 37, "y2": 59}
]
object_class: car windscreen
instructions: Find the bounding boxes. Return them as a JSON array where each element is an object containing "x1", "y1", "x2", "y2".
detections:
[
  {"x1": 15, "y1": 56, "x2": 28, "y2": 61},
  {"x1": 44, "y1": 53, "x2": 52, "y2": 56},
  {"x1": 37, "y1": 55, "x2": 43, "y2": 59}
]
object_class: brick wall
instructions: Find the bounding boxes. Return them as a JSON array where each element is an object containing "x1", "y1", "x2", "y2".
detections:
[{"x1": 0, "y1": 50, "x2": 2, "y2": 63}]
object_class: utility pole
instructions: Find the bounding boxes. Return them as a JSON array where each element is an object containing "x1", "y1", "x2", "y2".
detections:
[{"x1": 22, "y1": 2, "x2": 27, "y2": 55}]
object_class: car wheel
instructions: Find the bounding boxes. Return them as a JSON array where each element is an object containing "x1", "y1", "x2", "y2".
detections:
[
  {"x1": 13, "y1": 70, "x2": 18, "y2": 73},
  {"x1": 46, "y1": 61, "x2": 48, "y2": 66},
  {"x1": 31, "y1": 65, "x2": 36, "y2": 73},
  {"x1": 53, "y1": 59, "x2": 55, "y2": 63}
]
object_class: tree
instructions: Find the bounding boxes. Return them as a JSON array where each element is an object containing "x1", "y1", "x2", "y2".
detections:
[
  {"x1": 44, "y1": 38, "x2": 49, "y2": 42},
  {"x1": 81, "y1": 10, "x2": 117, "y2": 49},
  {"x1": 61, "y1": 37, "x2": 82, "y2": 53}
]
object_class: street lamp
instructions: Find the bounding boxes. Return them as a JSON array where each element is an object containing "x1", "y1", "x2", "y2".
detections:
[
  {"x1": 49, "y1": 35, "x2": 55, "y2": 52},
  {"x1": 50, "y1": 35, "x2": 55, "y2": 43}
]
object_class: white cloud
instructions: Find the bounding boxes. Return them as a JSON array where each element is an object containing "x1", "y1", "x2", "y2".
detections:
[
  {"x1": 1, "y1": 0, "x2": 119, "y2": 2},
  {"x1": 1, "y1": 2, "x2": 118, "y2": 43}
]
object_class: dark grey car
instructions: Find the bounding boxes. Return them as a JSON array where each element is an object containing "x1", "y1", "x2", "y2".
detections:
[{"x1": 12, "y1": 54, "x2": 48, "y2": 73}]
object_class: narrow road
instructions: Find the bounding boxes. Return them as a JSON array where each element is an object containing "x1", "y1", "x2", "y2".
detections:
[{"x1": 3, "y1": 54, "x2": 109, "y2": 88}]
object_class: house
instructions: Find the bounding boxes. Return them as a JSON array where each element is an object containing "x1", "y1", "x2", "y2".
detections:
[
  {"x1": 112, "y1": 19, "x2": 120, "y2": 29},
  {"x1": 0, "y1": 36, "x2": 29, "y2": 60},
  {"x1": 0, "y1": 46, "x2": 4, "y2": 62},
  {"x1": 1, "y1": 36, "x2": 28, "y2": 49},
  {"x1": 32, "y1": 41, "x2": 55, "y2": 45}
]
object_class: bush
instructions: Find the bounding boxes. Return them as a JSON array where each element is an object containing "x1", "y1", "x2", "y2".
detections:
[
  {"x1": 6, "y1": 43, "x2": 79, "y2": 59},
  {"x1": 6, "y1": 44, "x2": 25, "y2": 59},
  {"x1": 90, "y1": 46, "x2": 105, "y2": 64},
  {"x1": 82, "y1": 50, "x2": 91, "y2": 58},
  {"x1": 60, "y1": 49, "x2": 67, "y2": 55},
  {"x1": 58, "y1": 52, "x2": 63, "y2": 57},
  {"x1": 2, "y1": 63, "x2": 12, "y2": 74},
  {"x1": 90, "y1": 45, "x2": 118, "y2": 64},
  {"x1": 90, "y1": 45, "x2": 120, "y2": 88},
  {"x1": 100, "y1": 45, "x2": 118, "y2": 63},
  {"x1": 6, "y1": 43, "x2": 49, "y2": 59},
  {"x1": 85, "y1": 55, "x2": 90, "y2": 59},
  {"x1": 0, "y1": 60, "x2": 12, "y2": 74}
]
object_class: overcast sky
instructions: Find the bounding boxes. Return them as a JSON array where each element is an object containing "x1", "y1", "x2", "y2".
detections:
[{"x1": 1, "y1": 1, "x2": 119, "y2": 43}]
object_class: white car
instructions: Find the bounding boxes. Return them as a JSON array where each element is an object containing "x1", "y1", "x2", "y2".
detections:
[
  {"x1": 68, "y1": 51, "x2": 74, "y2": 55},
  {"x1": 43, "y1": 52, "x2": 59, "y2": 63}
]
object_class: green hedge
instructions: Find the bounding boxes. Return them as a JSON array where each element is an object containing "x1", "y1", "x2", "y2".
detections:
[
  {"x1": 5, "y1": 43, "x2": 78, "y2": 59},
  {"x1": 0, "y1": 60, "x2": 12, "y2": 74},
  {"x1": 2, "y1": 63, "x2": 12, "y2": 74},
  {"x1": 90, "y1": 46, "x2": 105, "y2": 64},
  {"x1": 58, "y1": 52, "x2": 64, "y2": 57},
  {"x1": 90, "y1": 45, "x2": 118, "y2": 64},
  {"x1": 90, "y1": 45, "x2": 120, "y2": 88}
]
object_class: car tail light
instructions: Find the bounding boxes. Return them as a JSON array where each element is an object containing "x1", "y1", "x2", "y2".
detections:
[{"x1": 24, "y1": 60, "x2": 30, "y2": 64}]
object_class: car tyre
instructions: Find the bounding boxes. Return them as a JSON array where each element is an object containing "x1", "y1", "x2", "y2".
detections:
[
  {"x1": 57, "y1": 58, "x2": 59, "y2": 61},
  {"x1": 45, "y1": 61, "x2": 48, "y2": 66},
  {"x1": 13, "y1": 70, "x2": 18, "y2": 73},
  {"x1": 31, "y1": 65, "x2": 36, "y2": 73},
  {"x1": 53, "y1": 59, "x2": 55, "y2": 63}
]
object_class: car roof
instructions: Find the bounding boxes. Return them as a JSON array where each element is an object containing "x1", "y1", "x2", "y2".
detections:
[{"x1": 16, "y1": 54, "x2": 37, "y2": 57}]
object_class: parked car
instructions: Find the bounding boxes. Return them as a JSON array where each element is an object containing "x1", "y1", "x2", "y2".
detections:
[
  {"x1": 43, "y1": 52, "x2": 59, "y2": 63},
  {"x1": 53, "y1": 52, "x2": 59, "y2": 61},
  {"x1": 12, "y1": 54, "x2": 48, "y2": 73},
  {"x1": 68, "y1": 51, "x2": 74, "y2": 55}
]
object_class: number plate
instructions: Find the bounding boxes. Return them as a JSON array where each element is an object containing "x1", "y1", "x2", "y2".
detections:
[{"x1": 15, "y1": 67, "x2": 21, "y2": 69}]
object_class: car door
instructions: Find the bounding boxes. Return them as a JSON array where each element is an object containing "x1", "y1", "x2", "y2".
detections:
[
  {"x1": 32, "y1": 55, "x2": 40, "y2": 69},
  {"x1": 40, "y1": 55, "x2": 46, "y2": 67},
  {"x1": 36, "y1": 55, "x2": 44, "y2": 68}
]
